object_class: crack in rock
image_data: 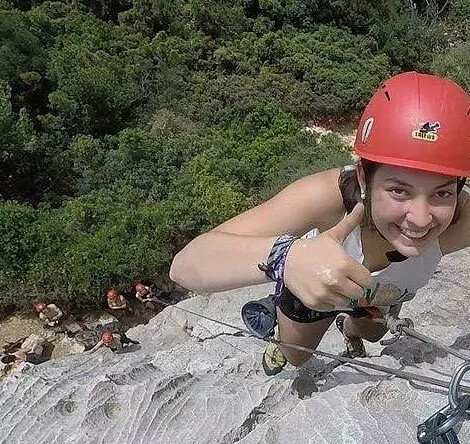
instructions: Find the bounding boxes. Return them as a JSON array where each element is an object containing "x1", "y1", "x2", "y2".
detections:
[{"x1": 195, "y1": 331, "x2": 245, "y2": 342}]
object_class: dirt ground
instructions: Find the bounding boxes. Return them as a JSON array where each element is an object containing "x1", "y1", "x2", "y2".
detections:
[
  {"x1": 0, "y1": 314, "x2": 45, "y2": 348},
  {"x1": 0, "y1": 289, "x2": 188, "y2": 364},
  {"x1": 0, "y1": 304, "x2": 157, "y2": 365}
]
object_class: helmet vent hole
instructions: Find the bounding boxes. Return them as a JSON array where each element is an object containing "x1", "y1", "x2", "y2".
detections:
[
  {"x1": 467, "y1": 107, "x2": 470, "y2": 116},
  {"x1": 384, "y1": 90, "x2": 391, "y2": 102}
]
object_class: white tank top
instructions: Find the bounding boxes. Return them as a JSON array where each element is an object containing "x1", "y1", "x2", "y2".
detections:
[{"x1": 303, "y1": 226, "x2": 442, "y2": 311}]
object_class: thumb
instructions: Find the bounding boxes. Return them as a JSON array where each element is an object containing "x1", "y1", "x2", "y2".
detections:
[{"x1": 327, "y1": 203, "x2": 365, "y2": 243}]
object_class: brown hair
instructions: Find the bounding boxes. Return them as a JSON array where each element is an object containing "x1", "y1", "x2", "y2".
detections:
[{"x1": 338, "y1": 160, "x2": 380, "y2": 228}]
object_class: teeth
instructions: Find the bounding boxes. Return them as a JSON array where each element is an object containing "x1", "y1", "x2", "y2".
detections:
[{"x1": 398, "y1": 227, "x2": 429, "y2": 239}]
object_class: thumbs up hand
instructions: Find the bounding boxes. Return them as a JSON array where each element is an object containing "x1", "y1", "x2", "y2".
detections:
[{"x1": 283, "y1": 204, "x2": 372, "y2": 311}]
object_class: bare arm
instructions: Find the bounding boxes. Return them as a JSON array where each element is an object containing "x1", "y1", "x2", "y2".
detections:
[
  {"x1": 170, "y1": 168, "x2": 345, "y2": 293},
  {"x1": 85, "y1": 340, "x2": 104, "y2": 354},
  {"x1": 51, "y1": 307, "x2": 63, "y2": 321}
]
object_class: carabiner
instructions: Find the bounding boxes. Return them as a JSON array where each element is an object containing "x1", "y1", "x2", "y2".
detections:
[{"x1": 449, "y1": 361, "x2": 470, "y2": 411}]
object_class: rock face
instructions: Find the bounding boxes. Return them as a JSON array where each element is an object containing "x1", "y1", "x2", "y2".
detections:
[{"x1": 2, "y1": 249, "x2": 470, "y2": 444}]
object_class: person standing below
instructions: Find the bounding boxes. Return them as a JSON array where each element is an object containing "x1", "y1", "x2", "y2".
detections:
[
  {"x1": 85, "y1": 331, "x2": 139, "y2": 354},
  {"x1": 106, "y1": 289, "x2": 133, "y2": 314},
  {"x1": 135, "y1": 282, "x2": 163, "y2": 311},
  {"x1": 34, "y1": 302, "x2": 64, "y2": 328}
]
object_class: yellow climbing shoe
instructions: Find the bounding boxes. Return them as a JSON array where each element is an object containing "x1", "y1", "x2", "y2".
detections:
[
  {"x1": 262, "y1": 340, "x2": 287, "y2": 376},
  {"x1": 335, "y1": 313, "x2": 367, "y2": 358}
]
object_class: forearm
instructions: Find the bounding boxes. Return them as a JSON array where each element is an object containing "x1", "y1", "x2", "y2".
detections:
[
  {"x1": 170, "y1": 231, "x2": 277, "y2": 293},
  {"x1": 87, "y1": 342, "x2": 103, "y2": 354}
]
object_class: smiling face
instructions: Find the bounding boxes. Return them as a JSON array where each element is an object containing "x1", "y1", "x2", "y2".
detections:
[{"x1": 365, "y1": 164, "x2": 458, "y2": 257}]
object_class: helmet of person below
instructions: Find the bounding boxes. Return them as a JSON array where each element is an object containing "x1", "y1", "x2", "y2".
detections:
[
  {"x1": 354, "y1": 71, "x2": 470, "y2": 177},
  {"x1": 101, "y1": 331, "x2": 113, "y2": 344},
  {"x1": 107, "y1": 289, "x2": 118, "y2": 299},
  {"x1": 34, "y1": 303, "x2": 46, "y2": 312},
  {"x1": 135, "y1": 283, "x2": 146, "y2": 293}
]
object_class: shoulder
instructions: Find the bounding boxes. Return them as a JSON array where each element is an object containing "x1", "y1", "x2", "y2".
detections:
[
  {"x1": 439, "y1": 190, "x2": 470, "y2": 255},
  {"x1": 213, "y1": 168, "x2": 345, "y2": 237},
  {"x1": 280, "y1": 168, "x2": 347, "y2": 229}
]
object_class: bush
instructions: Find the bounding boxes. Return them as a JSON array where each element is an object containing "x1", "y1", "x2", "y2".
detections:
[
  {"x1": 431, "y1": 42, "x2": 470, "y2": 91},
  {"x1": 192, "y1": 27, "x2": 390, "y2": 123}
]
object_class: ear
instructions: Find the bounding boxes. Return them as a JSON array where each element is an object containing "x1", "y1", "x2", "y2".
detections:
[{"x1": 356, "y1": 161, "x2": 366, "y2": 195}]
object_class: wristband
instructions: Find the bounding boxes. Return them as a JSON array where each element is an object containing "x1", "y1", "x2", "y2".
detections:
[{"x1": 258, "y1": 234, "x2": 298, "y2": 296}]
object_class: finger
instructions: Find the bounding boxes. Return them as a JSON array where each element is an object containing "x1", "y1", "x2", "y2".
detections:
[
  {"x1": 346, "y1": 258, "x2": 372, "y2": 288},
  {"x1": 329, "y1": 290, "x2": 356, "y2": 308},
  {"x1": 334, "y1": 277, "x2": 365, "y2": 300},
  {"x1": 327, "y1": 203, "x2": 364, "y2": 243},
  {"x1": 300, "y1": 291, "x2": 348, "y2": 311},
  {"x1": 317, "y1": 291, "x2": 352, "y2": 310}
]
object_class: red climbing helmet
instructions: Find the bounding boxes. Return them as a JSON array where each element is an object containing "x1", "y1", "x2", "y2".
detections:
[
  {"x1": 135, "y1": 283, "x2": 146, "y2": 293},
  {"x1": 34, "y1": 303, "x2": 46, "y2": 312},
  {"x1": 101, "y1": 331, "x2": 113, "y2": 344},
  {"x1": 107, "y1": 289, "x2": 118, "y2": 299},
  {"x1": 354, "y1": 72, "x2": 470, "y2": 177}
]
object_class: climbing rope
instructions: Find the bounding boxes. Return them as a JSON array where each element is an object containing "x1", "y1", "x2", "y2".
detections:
[{"x1": 153, "y1": 297, "x2": 470, "y2": 391}]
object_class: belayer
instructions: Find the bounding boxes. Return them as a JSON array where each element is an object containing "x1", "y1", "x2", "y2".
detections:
[{"x1": 169, "y1": 72, "x2": 470, "y2": 376}]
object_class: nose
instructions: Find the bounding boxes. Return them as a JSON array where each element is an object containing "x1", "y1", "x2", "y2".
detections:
[{"x1": 405, "y1": 197, "x2": 433, "y2": 228}]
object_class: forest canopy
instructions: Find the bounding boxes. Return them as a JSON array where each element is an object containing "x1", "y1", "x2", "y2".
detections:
[{"x1": 0, "y1": 0, "x2": 468, "y2": 314}]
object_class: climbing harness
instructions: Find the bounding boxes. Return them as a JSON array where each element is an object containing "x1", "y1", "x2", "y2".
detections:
[{"x1": 152, "y1": 295, "x2": 470, "y2": 443}]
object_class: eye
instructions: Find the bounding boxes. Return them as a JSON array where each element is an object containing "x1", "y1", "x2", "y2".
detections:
[
  {"x1": 388, "y1": 188, "x2": 408, "y2": 199},
  {"x1": 435, "y1": 190, "x2": 454, "y2": 198}
]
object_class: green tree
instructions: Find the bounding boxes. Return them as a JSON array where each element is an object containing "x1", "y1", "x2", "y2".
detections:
[{"x1": 431, "y1": 41, "x2": 470, "y2": 91}]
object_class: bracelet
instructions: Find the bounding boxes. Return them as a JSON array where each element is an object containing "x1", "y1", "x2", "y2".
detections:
[{"x1": 258, "y1": 234, "x2": 298, "y2": 296}]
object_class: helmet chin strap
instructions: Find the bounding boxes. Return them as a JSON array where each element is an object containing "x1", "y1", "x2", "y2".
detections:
[
  {"x1": 375, "y1": 225, "x2": 408, "y2": 263},
  {"x1": 385, "y1": 250, "x2": 408, "y2": 262},
  {"x1": 458, "y1": 177, "x2": 466, "y2": 193}
]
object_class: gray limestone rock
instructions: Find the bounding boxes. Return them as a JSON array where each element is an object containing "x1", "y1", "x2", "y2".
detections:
[{"x1": 1, "y1": 250, "x2": 470, "y2": 443}]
